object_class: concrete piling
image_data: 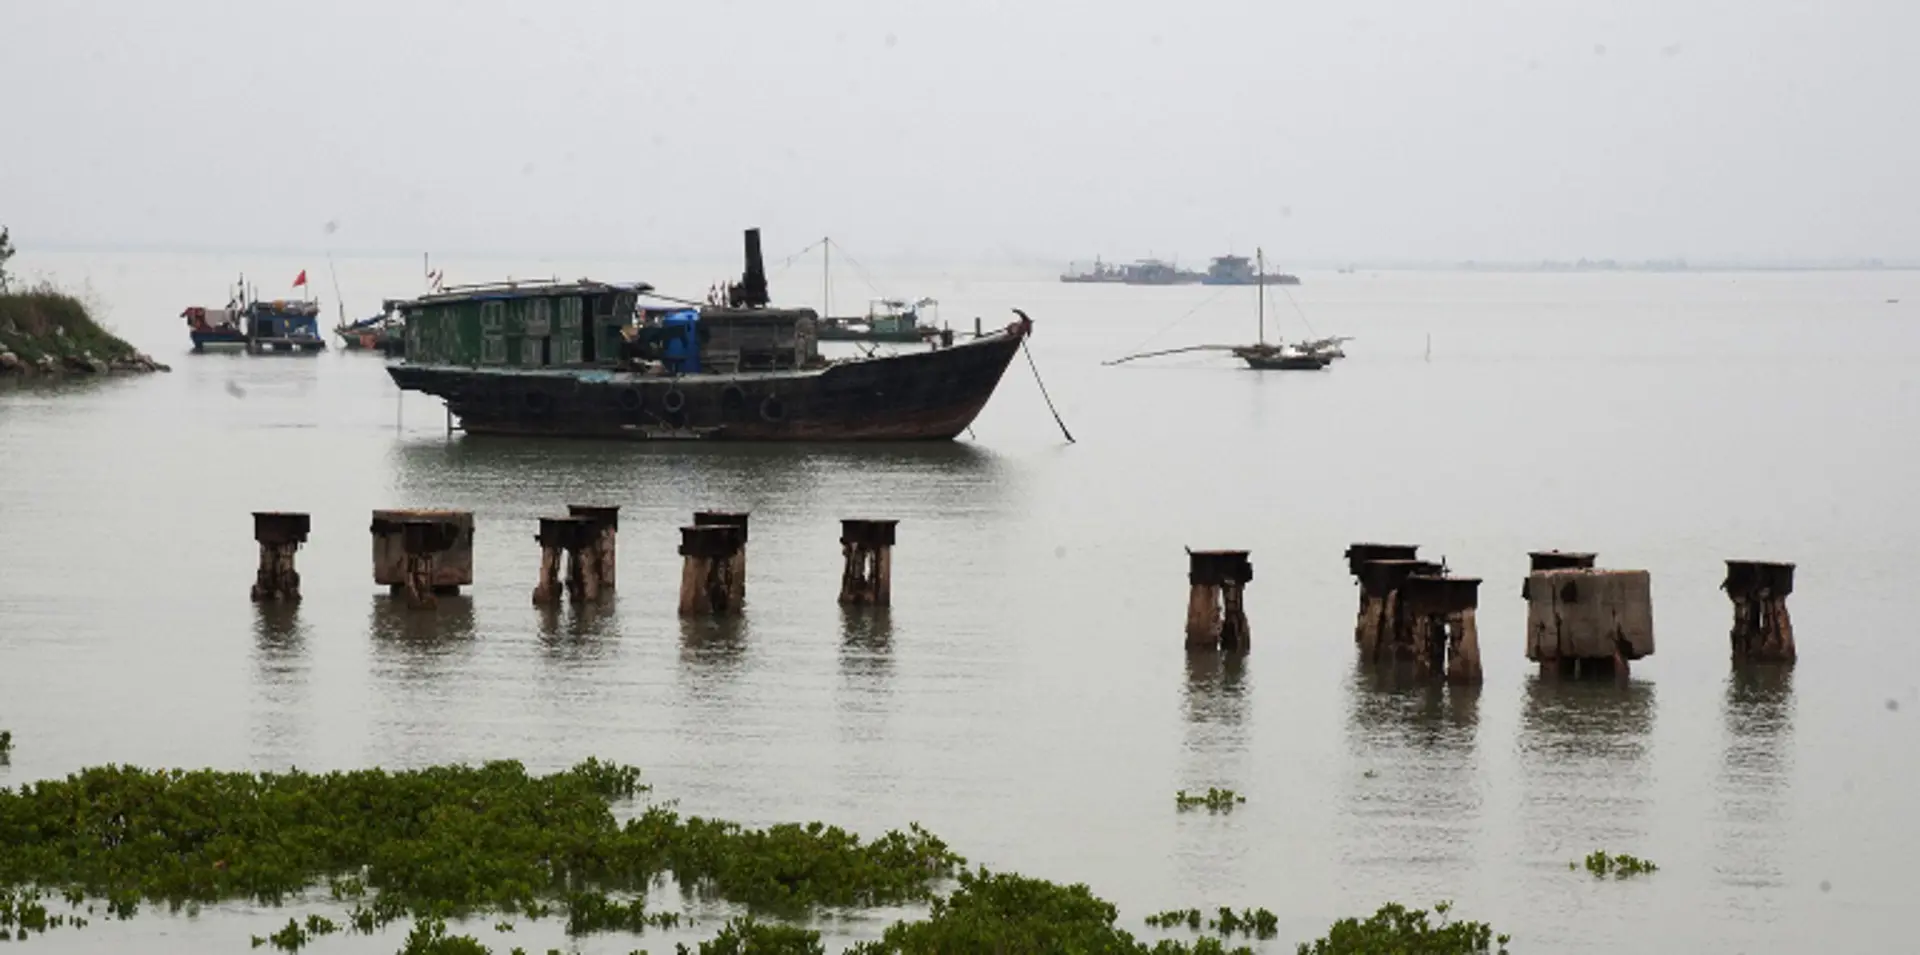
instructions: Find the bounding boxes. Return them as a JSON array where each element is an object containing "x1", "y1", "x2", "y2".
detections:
[
  {"x1": 1525, "y1": 567, "x2": 1655, "y2": 677},
  {"x1": 533, "y1": 516, "x2": 599, "y2": 607},
  {"x1": 372, "y1": 510, "x2": 474, "y2": 595},
  {"x1": 1345, "y1": 543, "x2": 1421, "y2": 645},
  {"x1": 397, "y1": 519, "x2": 463, "y2": 608},
  {"x1": 568, "y1": 505, "x2": 621, "y2": 591},
  {"x1": 679, "y1": 524, "x2": 742, "y2": 615},
  {"x1": 1354, "y1": 558, "x2": 1443, "y2": 661},
  {"x1": 1399, "y1": 574, "x2": 1483, "y2": 683},
  {"x1": 839, "y1": 519, "x2": 898, "y2": 606},
  {"x1": 1724, "y1": 560, "x2": 1796, "y2": 663},
  {"x1": 1185, "y1": 549, "x2": 1253, "y2": 652},
  {"x1": 694, "y1": 511, "x2": 750, "y2": 603},
  {"x1": 250, "y1": 512, "x2": 310, "y2": 603}
]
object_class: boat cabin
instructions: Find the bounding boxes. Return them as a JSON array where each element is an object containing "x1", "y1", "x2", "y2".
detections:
[{"x1": 397, "y1": 280, "x2": 824, "y2": 375}]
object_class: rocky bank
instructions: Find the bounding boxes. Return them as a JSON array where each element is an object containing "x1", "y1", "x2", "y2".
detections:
[{"x1": 0, "y1": 288, "x2": 169, "y2": 377}]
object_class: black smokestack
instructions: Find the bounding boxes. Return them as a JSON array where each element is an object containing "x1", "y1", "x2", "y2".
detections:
[{"x1": 729, "y1": 227, "x2": 770, "y2": 308}]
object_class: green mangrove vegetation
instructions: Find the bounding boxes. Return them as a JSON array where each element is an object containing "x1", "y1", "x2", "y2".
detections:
[
  {"x1": 1174, "y1": 788, "x2": 1245, "y2": 812},
  {"x1": 1574, "y1": 850, "x2": 1658, "y2": 878},
  {"x1": 0, "y1": 758, "x2": 1513, "y2": 952},
  {"x1": 1296, "y1": 901, "x2": 1510, "y2": 955}
]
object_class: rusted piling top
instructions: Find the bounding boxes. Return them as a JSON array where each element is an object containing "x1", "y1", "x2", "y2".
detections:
[
  {"x1": 400, "y1": 519, "x2": 461, "y2": 555},
  {"x1": 1530, "y1": 550, "x2": 1597, "y2": 572},
  {"x1": 695, "y1": 511, "x2": 751, "y2": 541},
  {"x1": 536, "y1": 516, "x2": 596, "y2": 551},
  {"x1": 1188, "y1": 550, "x2": 1254, "y2": 586},
  {"x1": 1356, "y1": 558, "x2": 1444, "y2": 596},
  {"x1": 371, "y1": 508, "x2": 470, "y2": 535},
  {"x1": 252, "y1": 512, "x2": 311, "y2": 545},
  {"x1": 1723, "y1": 560, "x2": 1795, "y2": 596},
  {"x1": 840, "y1": 519, "x2": 898, "y2": 548},
  {"x1": 1400, "y1": 574, "x2": 1482, "y2": 613},
  {"x1": 679, "y1": 524, "x2": 743, "y2": 558},
  {"x1": 1345, "y1": 543, "x2": 1419, "y2": 579},
  {"x1": 567, "y1": 504, "x2": 621, "y2": 531}
]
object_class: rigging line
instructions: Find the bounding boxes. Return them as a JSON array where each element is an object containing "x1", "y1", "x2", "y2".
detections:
[
  {"x1": 1107, "y1": 282, "x2": 1237, "y2": 361},
  {"x1": 823, "y1": 238, "x2": 890, "y2": 300},
  {"x1": 1276, "y1": 284, "x2": 1317, "y2": 338},
  {"x1": 770, "y1": 237, "x2": 828, "y2": 271},
  {"x1": 1015, "y1": 310, "x2": 1074, "y2": 444}
]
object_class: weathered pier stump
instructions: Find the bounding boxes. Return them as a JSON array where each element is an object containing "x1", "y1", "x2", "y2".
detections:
[
  {"x1": 1525, "y1": 568, "x2": 1655, "y2": 677},
  {"x1": 694, "y1": 511, "x2": 750, "y2": 603},
  {"x1": 250, "y1": 512, "x2": 310, "y2": 603},
  {"x1": 568, "y1": 505, "x2": 621, "y2": 592},
  {"x1": 1399, "y1": 574, "x2": 1484, "y2": 683},
  {"x1": 532, "y1": 516, "x2": 599, "y2": 606},
  {"x1": 1354, "y1": 558, "x2": 1444, "y2": 661},
  {"x1": 839, "y1": 519, "x2": 898, "y2": 607},
  {"x1": 1346, "y1": 543, "x2": 1421, "y2": 644},
  {"x1": 1520, "y1": 550, "x2": 1597, "y2": 598},
  {"x1": 371, "y1": 510, "x2": 474, "y2": 595},
  {"x1": 397, "y1": 519, "x2": 464, "y2": 609},
  {"x1": 1724, "y1": 560, "x2": 1796, "y2": 663},
  {"x1": 679, "y1": 524, "x2": 742, "y2": 616},
  {"x1": 1185, "y1": 549, "x2": 1253, "y2": 652}
]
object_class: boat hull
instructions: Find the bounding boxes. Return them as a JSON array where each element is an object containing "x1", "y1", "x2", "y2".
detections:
[
  {"x1": 387, "y1": 329, "x2": 1025, "y2": 441},
  {"x1": 189, "y1": 330, "x2": 248, "y2": 351},
  {"x1": 1240, "y1": 354, "x2": 1328, "y2": 370}
]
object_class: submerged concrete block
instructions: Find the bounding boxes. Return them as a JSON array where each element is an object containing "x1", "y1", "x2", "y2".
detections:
[
  {"x1": 373, "y1": 509, "x2": 474, "y2": 591},
  {"x1": 1525, "y1": 569, "x2": 1654, "y2": 664}
]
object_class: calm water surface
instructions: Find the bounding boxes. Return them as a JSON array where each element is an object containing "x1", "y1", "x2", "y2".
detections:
[{"x1": 2, "y1": 253, "x2": 1918, "y2": 952}]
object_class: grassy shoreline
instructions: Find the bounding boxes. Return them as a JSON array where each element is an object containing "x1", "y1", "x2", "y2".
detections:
[{"x1": 0, "y1": 284, "x2": 168, "y2": 375}]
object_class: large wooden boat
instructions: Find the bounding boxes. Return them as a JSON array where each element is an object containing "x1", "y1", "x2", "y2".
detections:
[{"x1": 385, "y1": 230, "x2": 1029, "y2": 441}]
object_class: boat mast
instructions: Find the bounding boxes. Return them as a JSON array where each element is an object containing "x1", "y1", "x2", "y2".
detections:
[
  {"x1": 822, "y1": 236, "x2": 831, "y2": 319},
  {"x1": 1256, "y1": 248, "x2": 1266, "y2": 346}
]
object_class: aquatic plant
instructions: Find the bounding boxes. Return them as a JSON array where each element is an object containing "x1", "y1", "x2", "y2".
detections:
[
  {"x1": 1210, "y1": 907, "x2": 1279, "y2": 939},
  {"x1": 1295, "y1": 901, "x2": 1509, "y2": 954},
  {"x1": 1175, "y1": 788, "x2": 1245, "y2": 812},
  {"x1": 396, "y1": 916, "x2": 491, "y2": 955},
  {"x1": 250, "y1": 914, "x2": 341, "y2": 952},
  {"x1": 0, "y1": 729, "x2": 12, "y2": 757},
  {"x1": 1146, "y1": 907, "x2": 1204, "y2": 930},
  {"x1": 1576, "y1": 850, "x2": 1658, "y2": 878},
  {"x1": 846, "y1": 869, "x2": 1254, "y2": 954},
  {"x1": 0, "y1": 759, "x2": 960, "y2": 946},
  {"x1": 674, "y1": 915, "x2": 824, "y2": 954}
]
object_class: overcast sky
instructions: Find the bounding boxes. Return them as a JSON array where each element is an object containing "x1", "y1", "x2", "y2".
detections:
[{"x1": 2, "y1": 0, "x2": 1915, "y2": 264}]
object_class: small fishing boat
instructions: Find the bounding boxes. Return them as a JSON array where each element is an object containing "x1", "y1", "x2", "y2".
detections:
[
  {"x1": 181, "y1": 274, "x2": 325, "y2": 354},
  {"x1": 183, "y1": 306, "x2": 249, "y2": 351},
  {"x1": 335, "y1": 300, "x2": 407, "y2": 355},
  {"x1": 819, "y1": 297, "x2": 941, "y2": 343},
  {"x1": 1101, "y1": 248, "x2": 1346, "y2": 372}
]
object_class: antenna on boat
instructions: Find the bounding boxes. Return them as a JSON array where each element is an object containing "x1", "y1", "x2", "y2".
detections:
[{"x1": 822, "y1": 235, "x2": 831, "y2": 321}]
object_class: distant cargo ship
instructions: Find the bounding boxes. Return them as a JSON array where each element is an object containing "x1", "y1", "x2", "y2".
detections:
[
  {"x1": 1201, "y1": 255, "x2": 1300, "y2": 286},
  {"x1": 1061, "y1": 254, "x2": 1300, "y2": 286}
]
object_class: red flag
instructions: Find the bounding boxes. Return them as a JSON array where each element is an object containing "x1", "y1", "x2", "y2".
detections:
[{"x1": 292, "y1": 270, "x2": 308, "y2": 288}]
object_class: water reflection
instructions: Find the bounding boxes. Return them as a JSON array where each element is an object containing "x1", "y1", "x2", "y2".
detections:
[
  {"x1": 838, "y1": 608, "x2": 895, "y2": 747},
  {"x1": 536, "y1": 602, "x2": 618, "y2": 663},
  {"x1": 1182, "y1": 650, "x2": 1249, "y2": 730},
  {"x1": 368, "y1": 594, "x2": 477, "y2": 672},
  {"x1": 1339, "y1": 664, "x2": 1482, "y2": 872},
  {"x1": 678, "y1": 615, "x2": 749, "y2": 676},
  {"x1": 1515, "y1": 676, "x2": 1658, "y2": 860},
  {"x1": 250, "y1": 603, "x2": 309, "y2": 764},
  {"x1": 839, "y1": 607, "x2": 895, "y2": 682},
  {"x1": 387, "y1": 437, "x2": 1012, "y2": 514},
  {"x1": 1714, "y1": 666, "x2": 1796, "y2": 897}
]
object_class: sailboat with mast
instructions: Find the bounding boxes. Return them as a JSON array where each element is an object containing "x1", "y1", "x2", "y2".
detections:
[
  {"x1": 1101, "y1": 247, "x2": 1343, "y2": 371},
  {"x1": 1230, "y1": 250, "x2": 1328, "y2": 370}
]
